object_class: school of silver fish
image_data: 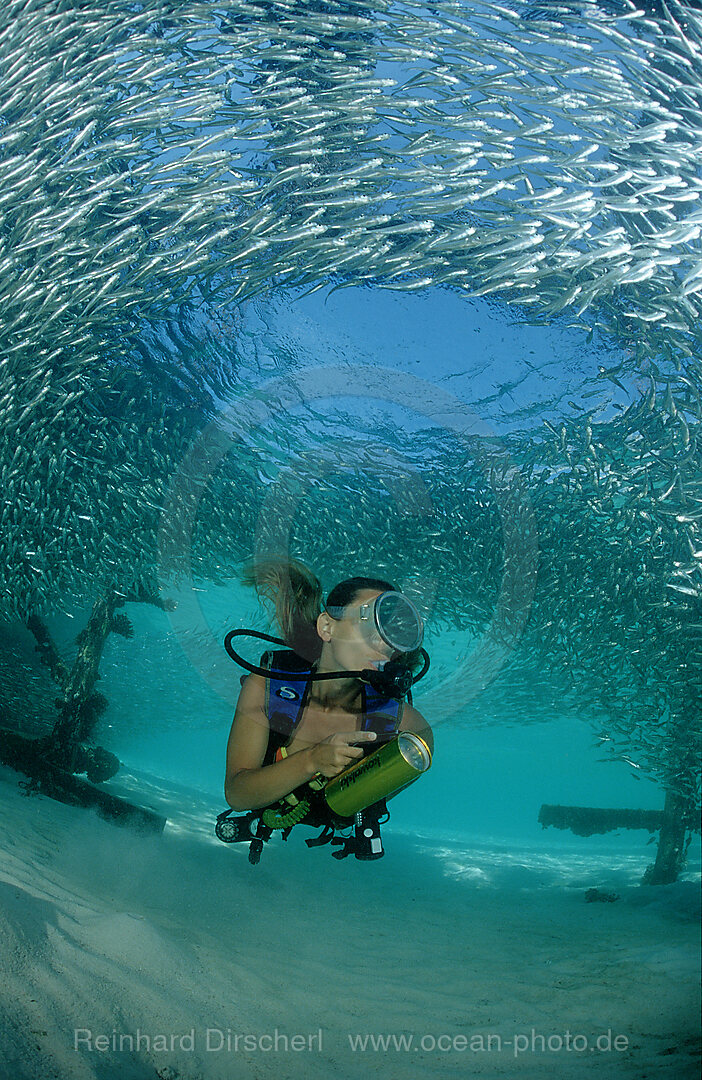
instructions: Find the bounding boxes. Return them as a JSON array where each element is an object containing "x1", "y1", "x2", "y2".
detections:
[{"x1": 0, "y1": 0, "x2": 699, "y2": 805}]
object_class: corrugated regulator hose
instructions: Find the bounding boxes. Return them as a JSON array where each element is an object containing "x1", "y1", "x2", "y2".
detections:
[{"x1": 261, "y1": 800, "x2": 311, "y2": 829}]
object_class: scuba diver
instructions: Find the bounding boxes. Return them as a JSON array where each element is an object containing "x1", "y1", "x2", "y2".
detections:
[{"x1": 217, "y1": 558, "x2": 433, "y2": 864}]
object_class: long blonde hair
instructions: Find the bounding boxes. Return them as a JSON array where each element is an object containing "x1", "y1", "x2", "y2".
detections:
[
  {"x1": 241, "y1": 557, "x2": 399, "y2": 662},
  {"x1": 241, "y1": 556, "x2": 324, "y2": 661}
]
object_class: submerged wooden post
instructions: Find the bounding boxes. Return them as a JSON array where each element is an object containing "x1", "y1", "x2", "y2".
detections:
[
  {"x1": 642, "y1": 790, "x2": 694, "y2": 885},
  {"x1": 0, "y1": 590, "x2": 174, "y2": 833},
  {"x1": 44, "y1": 593, "x2": 123, "y2": 771},
  {"x1": 26, "y1": 586, "x2": 174, "y2": 776},
  {"x1": 538, "y1": 795, "x2": 696, "y2": 885},
  {"x1": 26, "y1": 613, "x2": 71, "y2": 691}
]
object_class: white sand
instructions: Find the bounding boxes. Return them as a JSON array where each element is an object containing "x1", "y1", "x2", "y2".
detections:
[{"x1": 0, "y1": 763, "x2": 699, "y2": 1080}]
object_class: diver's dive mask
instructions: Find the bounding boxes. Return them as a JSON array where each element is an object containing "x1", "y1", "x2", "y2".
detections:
[{"x1": 324, "y1": 590, "x2": 424, "y2": 656}]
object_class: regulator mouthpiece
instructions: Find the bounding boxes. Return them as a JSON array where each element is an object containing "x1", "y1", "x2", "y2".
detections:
[{"x1": 360, "y1": 658, "x2": 415, "y2": 699}]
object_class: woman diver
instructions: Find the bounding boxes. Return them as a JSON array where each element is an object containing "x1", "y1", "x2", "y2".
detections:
[{"x1": 220, "y1": 558, "x2": 433, "y2": 863}]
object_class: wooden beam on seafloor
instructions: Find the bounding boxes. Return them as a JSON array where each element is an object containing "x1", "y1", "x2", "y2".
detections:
[{"x1": 0, "y1": 727, "x2": 166, "y2": 835}]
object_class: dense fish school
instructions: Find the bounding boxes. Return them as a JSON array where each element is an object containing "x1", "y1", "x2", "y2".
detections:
[{"x1": 0, "y1": 0, "x2": 700, "y2": 808}]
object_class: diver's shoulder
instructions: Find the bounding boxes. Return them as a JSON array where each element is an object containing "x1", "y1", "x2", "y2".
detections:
[
  {"x1": 236, "y1": 672, "x2": 267, "y2": 708},
  {"x1": 400, "y1": 702, "x2": 428, "y2": 726},
  {"x1": 398, "y1": 702, "x2": 433, "y2": 750}
]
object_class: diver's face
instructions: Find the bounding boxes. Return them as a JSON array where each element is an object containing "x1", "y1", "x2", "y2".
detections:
[{"x1": 323, "y1": 590, "x2": 393, "y2": 672}]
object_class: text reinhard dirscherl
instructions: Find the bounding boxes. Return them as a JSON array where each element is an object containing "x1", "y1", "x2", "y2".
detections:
[{"x1": 74, "y1": 1029, "x2": 323, "y2": 1053}]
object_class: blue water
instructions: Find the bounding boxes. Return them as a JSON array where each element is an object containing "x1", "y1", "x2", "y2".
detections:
[
  {"x1": 1, "y1": 2, "x2": 701, "y2": 1078},
  {"x1": 9, "y1": 281, "x2": 688, "y2": 869},
  {"x1": 2, "y1": 279, "x2": 696, "y2": 862}
]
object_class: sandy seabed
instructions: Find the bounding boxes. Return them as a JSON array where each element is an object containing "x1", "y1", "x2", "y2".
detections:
[{"x1": 0, "y1": 763, "x2": 699, "y2": 1080}]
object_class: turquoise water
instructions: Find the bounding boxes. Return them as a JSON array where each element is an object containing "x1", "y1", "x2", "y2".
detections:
[
  {"x1": 3, "y1": 281, "x2": 697, "y2": 847},
  {"x1": 1, "y1": 2, "x2": 701, "y2": 1078}
]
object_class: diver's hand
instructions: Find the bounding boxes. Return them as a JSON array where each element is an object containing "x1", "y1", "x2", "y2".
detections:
[{"x1": 306, "y1": 731, "x2": 377, "y2": 778}]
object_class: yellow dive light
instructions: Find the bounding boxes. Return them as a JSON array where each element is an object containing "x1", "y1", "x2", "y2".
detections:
[{"x1": 324, "y1": 732, "x2": 432, "y2": 818}]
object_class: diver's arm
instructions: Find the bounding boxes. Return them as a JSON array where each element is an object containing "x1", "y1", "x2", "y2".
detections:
[
  {"x1": 398, "y1": 703, "x2": 434, "y2": 754},
  {"x1": 224, "y1": 675, "x2": 318, "y2": 810},
  {"x1": 224, "y1": 675, "x2": 377, "y2": 810}
]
